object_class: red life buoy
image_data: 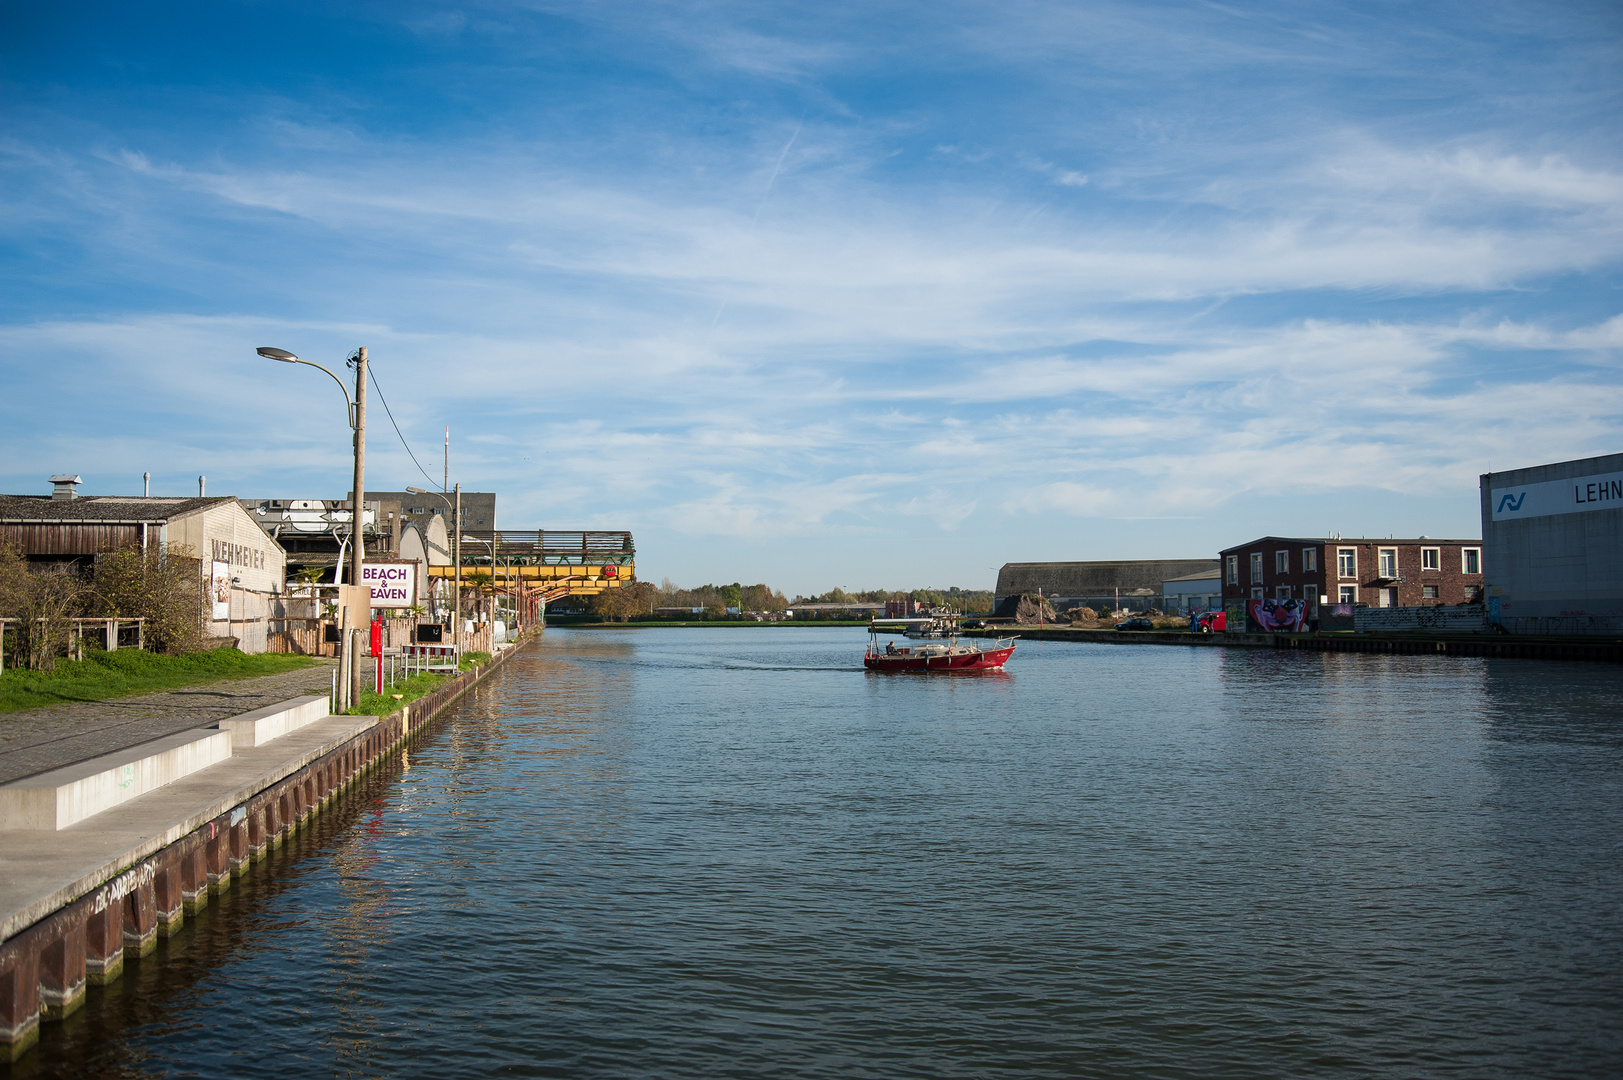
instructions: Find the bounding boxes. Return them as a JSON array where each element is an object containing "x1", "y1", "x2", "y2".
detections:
[{"x1": 604, "y1": 565, "x2": 617, "y2": 578}]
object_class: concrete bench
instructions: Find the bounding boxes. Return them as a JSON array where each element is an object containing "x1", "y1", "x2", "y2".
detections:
[
  {"x1": 215, "y1": 695, "x2": 332, "y2": 750},
  {"x1": 0, "y1": 729, "x2": 233, "y2": 831}
]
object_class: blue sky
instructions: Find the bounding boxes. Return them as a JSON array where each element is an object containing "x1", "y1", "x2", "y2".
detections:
[{"x1": 3, "y1": 1, "x2": 1620, "y2": 594}]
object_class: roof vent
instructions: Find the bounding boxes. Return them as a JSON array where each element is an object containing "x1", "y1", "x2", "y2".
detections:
[{"x1": 49, "y1": 474, "x2": 82, "y2": 501}]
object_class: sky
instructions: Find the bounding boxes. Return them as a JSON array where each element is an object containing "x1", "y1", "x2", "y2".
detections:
[{"x1": 2, "y1": 1, "x2": 1620, "y2": 595}]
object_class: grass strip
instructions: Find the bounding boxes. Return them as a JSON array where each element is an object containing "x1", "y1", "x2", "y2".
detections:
[
  {"x1": 0, "y1": 649, "x2": 324, "y2": 714},
  {"x1": 344, "y1": 651, "x2": 495, "y2": 716}
]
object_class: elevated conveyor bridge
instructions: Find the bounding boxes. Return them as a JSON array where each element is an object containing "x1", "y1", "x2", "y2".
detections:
[{"x1": 426, "y1": 530, "x2": 634, "y2": 603}]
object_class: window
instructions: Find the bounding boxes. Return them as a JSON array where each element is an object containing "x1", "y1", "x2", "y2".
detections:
[
  {"x1": 1421, "y1": 547, "x2": 1439, "y2": 571},
  {"x1": 1462, "y1": 548, "x2": 1481, "y2": 575},
  {"x1": 1303, "y1": 548, "x2": 1318, "y2": 572},
  {"x1": 1276, "y1": 586, "x2": 1292, "y2": 600},
  {"x1": 1250, "y1": 553, "x2": 1263, "y2": 583},
  {"x1": 1274, "y1": 550, "x2": 1289, "y2": 573},
  {"x1": 1465, "y1": 585, "x2": 1483, "y2": 603},
  {"x1": 1422, "y1": 585, "x2": 1439, "y2": 599},
  {"x1": 1251, "y1": 586, "x2": 1264, "y2": 600},
  {"x1": 1337, "y1": 548, "x2": 1357, "y2": 578},
  {"x1": 1378, "y1": 587, "x2": 1397, "y2": 608},
  {"x1": 1225, "y1": 555, "x2": 1238, "y2": 585},
  {"x1": 1378, "y1": 548, "x2": 1398, "y2": 578},
  {"x1": 1339, "y1": 585, "x2": 1357, "y2": 603}
]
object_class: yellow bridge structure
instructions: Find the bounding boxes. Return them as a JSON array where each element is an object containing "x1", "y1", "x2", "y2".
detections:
[{"x1": 425, "y1": 530, "x2": 634, "y2": 604}]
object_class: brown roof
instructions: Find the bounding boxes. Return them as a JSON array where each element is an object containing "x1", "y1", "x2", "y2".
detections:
[
  {"x1": 1217, "y1": 535, "x2": 1480, "y2": 556},
  {"x1": 0, "y1": 495, "x2": 236, "y2": 524}
]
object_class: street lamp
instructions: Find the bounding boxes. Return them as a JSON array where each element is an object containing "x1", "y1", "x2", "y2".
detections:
[
  {"x1": 255, "y1": 344, "x2": 368, "y2": 709},
  {"x1": 462, "y1": 533, "x2": 496, "y2": 624},
  {"x1": 407, "y1": 484, "x2": 461, "y2": 633},
  {"x1": 254, "y1": 346, "x2": 367, "y2": 588}
]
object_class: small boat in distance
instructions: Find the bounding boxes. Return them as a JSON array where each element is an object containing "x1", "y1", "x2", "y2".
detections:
[{"x1": 864, "y1": 614, "x2": 1016, "y2": 672}]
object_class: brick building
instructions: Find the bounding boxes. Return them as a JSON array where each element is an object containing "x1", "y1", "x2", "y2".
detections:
[{"x1": 1218, "y1": 536, "x2": 1484, "y2": 625}]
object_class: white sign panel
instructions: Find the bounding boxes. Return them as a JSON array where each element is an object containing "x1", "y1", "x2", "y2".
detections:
[
  {"x1": 1491, "y1": 471, "x2": 1623, "y2": 521},
  {"x1": 210, "y1": 561, "x2": 231, "y2": 621},
  {"x1": 360, "y1": 562, "x2": 417, "y2": 607}
]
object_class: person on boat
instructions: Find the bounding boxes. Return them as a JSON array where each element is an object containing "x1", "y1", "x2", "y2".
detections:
[{"x1": 885, "y1": 641, "x2": 896, "y2": 655}]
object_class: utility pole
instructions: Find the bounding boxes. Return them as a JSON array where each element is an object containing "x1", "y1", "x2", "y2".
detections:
[
  {"x1": 350, "y1": 346, "x2": 368, "y2": 709},
  {"x1": 454, "y1": 482, "x2": 462, "y2": 647}
]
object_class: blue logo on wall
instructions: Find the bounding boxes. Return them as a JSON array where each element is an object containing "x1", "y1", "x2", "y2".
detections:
[{"x1": 1496, "y1": 492, "x2": 1526, "y2": 513}]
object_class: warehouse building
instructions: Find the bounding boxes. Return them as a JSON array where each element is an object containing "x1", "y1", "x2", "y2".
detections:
[
  {"x1": 1481, "y1": 451, "x2": 1623, "y2": 635},
  {"x1": 993, "y1": 560, "x2": 1217, "y2": 617},
  {"x1": 2, "y1": 476, "x2": 287, "y2": 652}
]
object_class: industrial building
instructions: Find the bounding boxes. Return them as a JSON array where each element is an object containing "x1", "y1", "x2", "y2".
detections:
[
  {"x1": 2, "y1": 476, "x2": 287, "y2": 652},
  {"x1": 1481, "y1": 451, "x2": 1623, "y2": 634},
  {"x1": 993, "y1": 560, "x2": 1217, "y2": 617}
]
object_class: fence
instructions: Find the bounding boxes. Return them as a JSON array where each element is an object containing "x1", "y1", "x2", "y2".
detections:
[
  {"x1": 267, "y1": 617, "x2": 495, "y2": 657},
  {"x1": 1351, "y1": 606, "x2": 1488, "y2": 634},
  {"x1": 0, "y1": 618, "x2": 147, "y2": 670}
]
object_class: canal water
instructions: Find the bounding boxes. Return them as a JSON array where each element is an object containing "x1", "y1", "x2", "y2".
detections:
[{"x1": 13, "y1": 628, "x2": 1623, "y2": 1078}]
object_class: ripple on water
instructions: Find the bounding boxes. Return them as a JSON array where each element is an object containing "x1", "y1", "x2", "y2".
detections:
[{"x1": 15, "y1": 628, "x2": 1623, "y2": 1079}]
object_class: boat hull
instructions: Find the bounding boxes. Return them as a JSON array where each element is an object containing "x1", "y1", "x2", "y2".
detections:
[{"x1": 863, "y1": 645, "x2": 1015, "y2": 672}]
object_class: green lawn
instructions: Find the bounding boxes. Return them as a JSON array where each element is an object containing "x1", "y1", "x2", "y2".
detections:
[
  {"x1": 0, "y1": 649, "x2": 325, "y2": 713},
  {"x1": 343, "y1": 650, "x2": 493, "y2": 716}
]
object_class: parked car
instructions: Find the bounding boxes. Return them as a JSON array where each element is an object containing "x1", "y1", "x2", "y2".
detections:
[
  {"x1": 1192, "y1": 611, "x2": 1226, "y2": 633},
  {"x1": 1114, "y1": 616, "x2": 1155, "y2": 631}
]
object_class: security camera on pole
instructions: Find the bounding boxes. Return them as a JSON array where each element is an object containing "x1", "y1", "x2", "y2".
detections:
[{"x1": 253, "y1": 344, "x2": 369, "y2": 710}]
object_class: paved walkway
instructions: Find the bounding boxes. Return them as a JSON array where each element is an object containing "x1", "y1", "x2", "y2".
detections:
[{"x1": 0, "y1": 662, "x2": 339, "y2": 785}]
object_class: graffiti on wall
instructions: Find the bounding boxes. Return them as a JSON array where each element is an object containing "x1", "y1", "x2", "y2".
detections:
[{"x1": 1248, "y1": 597, "x2": 1308, "y2": 633}]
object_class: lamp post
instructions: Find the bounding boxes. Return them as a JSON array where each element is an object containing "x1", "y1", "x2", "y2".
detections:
[
  {"x1": 406, "y1": 484, "x2": 462, "y2": 634},
  {"x1": 256, "y1": 345, "x2": 368, "y2": 707},
  {"x1": 462, "y1": 533, "x2": 496, "y2": 626}
]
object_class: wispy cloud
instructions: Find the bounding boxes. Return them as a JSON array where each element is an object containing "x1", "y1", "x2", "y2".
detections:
[{"x1": 1, "y1": 0, "x2": 1619, "y2": 591}]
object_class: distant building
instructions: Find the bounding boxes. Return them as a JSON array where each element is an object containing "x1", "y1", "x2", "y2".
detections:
[
  {"x1": 993, "y1": 560, "x2": 1217, "y2": 617},
  {"x1": 238, "y1": 495, "x2": 407, "y2": 581},
  {"x1": 1217, "y1": 535, "x2": 1483, "y2": 630},
  {"x1": 1161, "y1": 569, "x2": 1222, "y2": 615},
  {"x1": 3, "y1": 476, "x2": 287, "y2": 652},
  {"x1": 365, "y1": 489, "x2": 496, "y2": 536},
  {"x1": 1481, "y1": 451, "x2": 1623, "y2": 634}
]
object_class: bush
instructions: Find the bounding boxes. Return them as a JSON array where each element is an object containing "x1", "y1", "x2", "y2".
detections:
[
  {"x1": 0, "y1": 543, "x2": 81, "y2": 670},
  {"x1": 89, "y1": 545, "x2": 204, "y2": 654}
]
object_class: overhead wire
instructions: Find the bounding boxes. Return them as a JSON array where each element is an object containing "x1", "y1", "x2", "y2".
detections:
[{"x1": 368, "y1": 366, "x2": 439, "y2": 490}]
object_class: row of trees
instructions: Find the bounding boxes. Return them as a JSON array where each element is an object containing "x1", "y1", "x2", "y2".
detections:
[
  {"x1": 794, "y1": 586, "x2": 996, "y2": 614},
  {"x1": 582, "y1": 579, "x2": 996, "y2": 622},
  {"x1": 587, "y1": 580, "x2": 792, "y2": 622},
  {"x1": 0, "y1": 543, "x2": 206, "y2": 669}
]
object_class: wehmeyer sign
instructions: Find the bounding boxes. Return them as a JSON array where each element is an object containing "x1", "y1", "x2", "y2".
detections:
[{"x1": 360, "y1": 561, "x2": 418, "y2": 607}]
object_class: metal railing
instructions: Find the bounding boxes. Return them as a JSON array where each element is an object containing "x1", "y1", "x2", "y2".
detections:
[{"x1": 455, "y1": 530, "x2": 635, "y2": 565}]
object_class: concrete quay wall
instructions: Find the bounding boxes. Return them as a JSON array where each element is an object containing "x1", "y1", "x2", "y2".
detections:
[
  {"x1": 0, "y1": 636, "x2": 531, "y2": 1060},
  {"x1": 965, "y1": 627, "x2": 1623, "y2": 662}
]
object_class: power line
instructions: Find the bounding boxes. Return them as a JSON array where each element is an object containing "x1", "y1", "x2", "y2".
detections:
[{"x1": 369, "y1": 366, "x2": 439, "y2": 490}]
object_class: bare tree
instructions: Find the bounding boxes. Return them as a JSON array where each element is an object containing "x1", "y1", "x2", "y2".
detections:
[{"x1": 0, "y1": 542, "x2": 84, "y2": 670}]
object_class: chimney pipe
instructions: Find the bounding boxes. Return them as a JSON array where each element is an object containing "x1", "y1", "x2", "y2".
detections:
[
  {"x1": 198, "y1": 475, "x2": 205, "y2": 497},
  {"x1": 143, "y1": 472, "x2": 150, "y2": 497}
]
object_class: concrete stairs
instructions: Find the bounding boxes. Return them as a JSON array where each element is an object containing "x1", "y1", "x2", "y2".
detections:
[{"x1": 0, "y1": 695, "x2": 336, "y2": 831}]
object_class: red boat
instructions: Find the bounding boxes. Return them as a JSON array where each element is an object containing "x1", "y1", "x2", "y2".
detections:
[{"x1": 864, "y1": 618, "x2": 1016, "y2": 672}]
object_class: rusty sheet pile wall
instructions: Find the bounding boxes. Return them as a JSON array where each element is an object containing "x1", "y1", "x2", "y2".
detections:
[{"x1": 0, "y1": 637, "x2": 528, "y2": 1058}]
